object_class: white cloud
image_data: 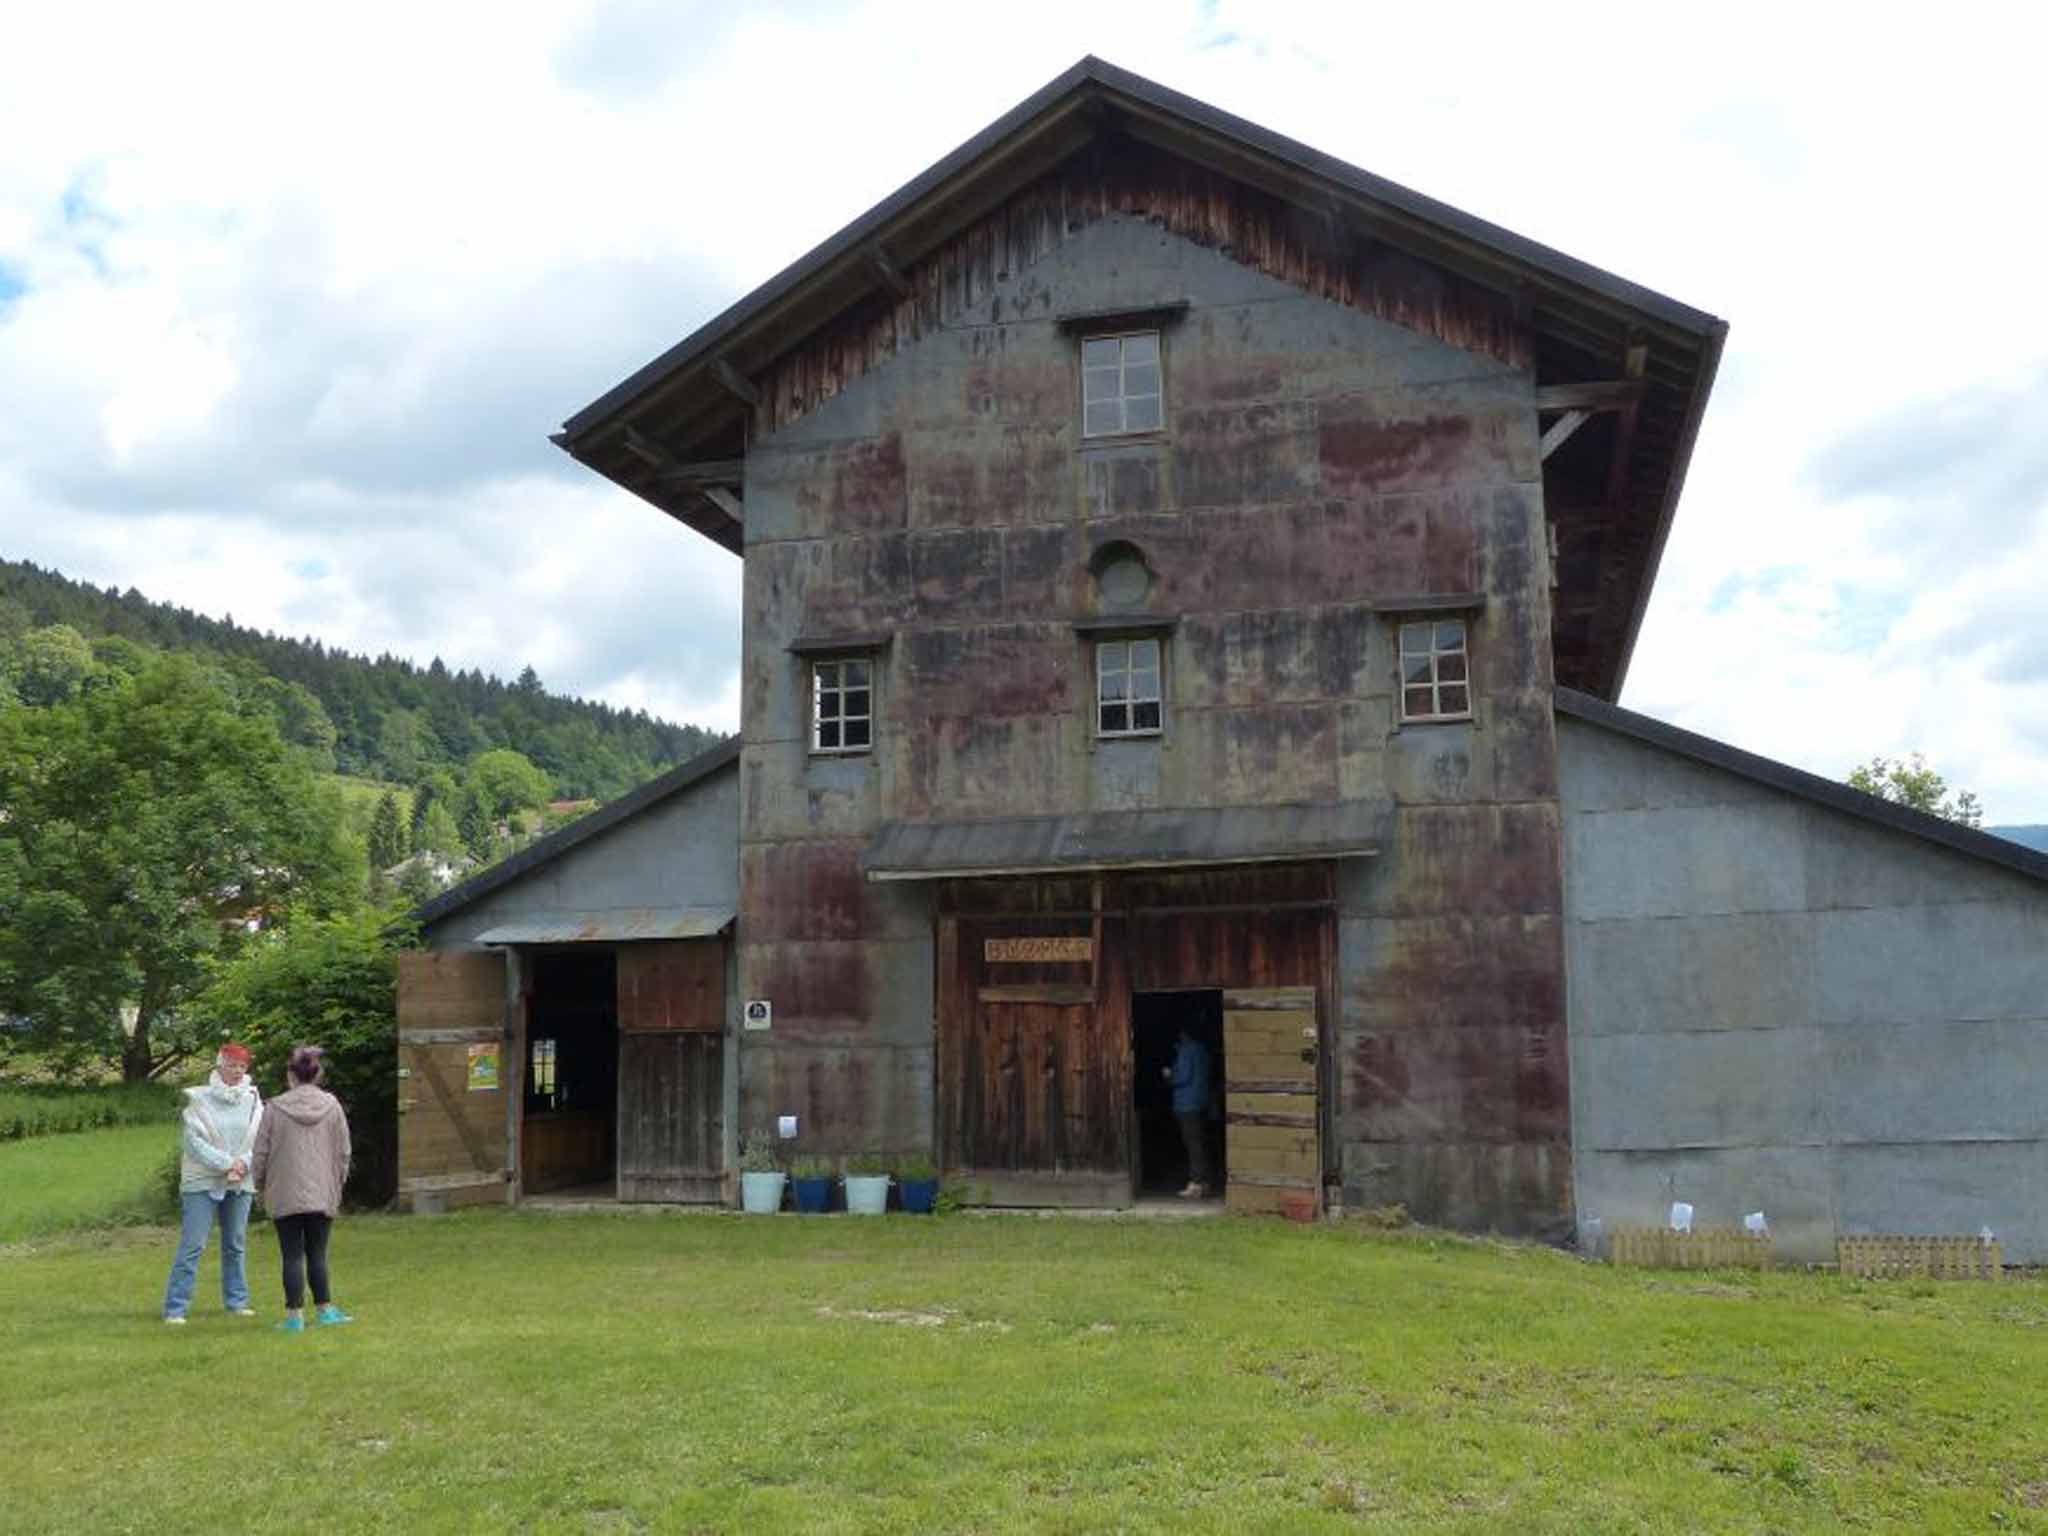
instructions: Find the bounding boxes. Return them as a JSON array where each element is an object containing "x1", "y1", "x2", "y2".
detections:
[{"x1": 1, "y1": 0, "x2": 2045, "y2": 819}]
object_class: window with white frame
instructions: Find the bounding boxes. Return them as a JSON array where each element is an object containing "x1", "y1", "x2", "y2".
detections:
[
  {"x1": 1082, "y1": 332, "x2": 1163, "y2": 437},
  {"x1": 811, "y1": 657, "x2": 873, "y2": 754},
  {"x1": 1398, "y1": 619, "x2": 1471, "y2": 722},
  {"x1": 1096, "y1": 637, "x2": 1162, "y2": 737}
]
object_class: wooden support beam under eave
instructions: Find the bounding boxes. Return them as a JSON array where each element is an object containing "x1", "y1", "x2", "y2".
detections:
[
  {"x1": 869, "y1": 244, "x2": 914, "y2": 301},
  {"x1": 710, "y1": 358, "x2": 762, "y2": 409},
  {"x1": 699, "y1": 486, "x2": 743, "y2": 525},
  {"x1": 1534, "y1": 379, "x2": 1644, "y2": 412},
  {"x1": 1539, "y1": 408, "x2": 1590, "y2": 461}
]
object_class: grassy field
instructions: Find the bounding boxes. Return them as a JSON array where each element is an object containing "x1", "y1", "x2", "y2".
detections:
[
  {"x1": 0, "y1": 1079, "x2": 180, "y2": 1139},
  {"x1": 0, "y1": 1122, "x2": 172, "y2": 1242},
  {"x1": 3, "y1": 1210, "x2": 2045, "y2": 1533}
]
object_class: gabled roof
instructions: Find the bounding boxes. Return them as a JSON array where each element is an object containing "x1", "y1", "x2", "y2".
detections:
[
  {"x1": 558, "y1": 56, "x2": 1726, "y2": 698},
  {"x1": 1556, "y1": 690, "x2": 2048, "y2": 887},
  {"x1": 414, "y1": 738, "x2": 740, "y2": 929}
]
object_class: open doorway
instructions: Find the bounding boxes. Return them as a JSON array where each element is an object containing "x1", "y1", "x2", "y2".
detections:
[
  {"x1": 522, "y1": 948, "x2": 618, "y2": 1196},
  {"x1": 1131, "y1": 989, "x2": 1224, "y2": 1197}
]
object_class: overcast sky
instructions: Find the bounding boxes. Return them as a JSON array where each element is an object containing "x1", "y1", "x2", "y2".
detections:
[{"x1": 3, "y1": 2, "x2": 2043, "y2": 820}]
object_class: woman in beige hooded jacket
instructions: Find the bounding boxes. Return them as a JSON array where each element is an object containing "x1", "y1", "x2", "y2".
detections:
[{"x1": 251, "y1": 1045, "x2": 353, "y2": 1332}]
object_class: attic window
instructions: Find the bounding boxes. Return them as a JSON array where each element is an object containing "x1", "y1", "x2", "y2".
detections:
[
  {"x1": 1082, "y1": 332, "x2": 1163, "y2": 437},
  {"x1": 811, "y1": 657, "x2": 873, "y2": 755}
]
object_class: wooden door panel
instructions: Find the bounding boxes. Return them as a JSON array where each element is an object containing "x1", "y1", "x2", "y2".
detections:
[
  {"x1": 397, "y1": 951, "x2": 510, "y2": 1210},
  {"x1": 617, "y1": 1032, "x2": 722, "y2": 1202},
  {"x1": 1223, "y1": 986, "x2": 1320, "y2": 1217}
]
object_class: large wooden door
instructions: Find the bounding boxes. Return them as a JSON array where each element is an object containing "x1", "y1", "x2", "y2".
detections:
[
  {"x1": 615, "y1": 941, "x2": 724, "y2": 1202},
  {"x1": 397, "y1": 951, "x2": 512, "y2": 1211},
  {"x1": 1223, "y1": 986, "x2": 1320, "y2": 1217},
  {"x1": 938, "y1": 901, "x2": 1132, "y2": 1205}
]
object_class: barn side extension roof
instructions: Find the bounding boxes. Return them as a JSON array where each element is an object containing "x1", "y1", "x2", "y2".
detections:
[
  {"x1": 556, "y1": 55, "x2": 1725, "y2": 699},
  {"x1": 1557, "y1": 690, "x2": 2048, "y2": 887},
  {"x1": 413, "y1": 738, "x2": 740, "y2": 929}
]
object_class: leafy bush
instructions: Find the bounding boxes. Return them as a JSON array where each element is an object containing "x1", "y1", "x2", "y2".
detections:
[
  {"x1": 845, "y1": 1152, "x2": 891, "y2": 1177},
  {"x1": 738, "y1": 1135, "x2": 782, "y2": 1173},
  {"x1": 789, "y1": 1155, "x2": 833, "y2": 1180},
  {"x1": 185, "y1": 905, "x2": 410, "y2": 1208},
  {"x1": 894, "y1": 1154, "x2": 938, "y2": 1183},
  {"x1": 0, "y1": 1082, "x2": 180, "y2": 1140}
]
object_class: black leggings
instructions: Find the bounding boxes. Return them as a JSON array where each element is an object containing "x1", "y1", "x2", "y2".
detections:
[{"x1": 275, "y1": 1213, "x2": 333, "y2": 1309}]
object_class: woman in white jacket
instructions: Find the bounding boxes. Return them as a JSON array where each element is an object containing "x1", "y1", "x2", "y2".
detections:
[{"x1": 161, "y1": 1043, "x2": 263, "y2": 1324}]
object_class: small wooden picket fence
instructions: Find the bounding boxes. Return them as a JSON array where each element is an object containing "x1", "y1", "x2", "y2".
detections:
[
  {"x1": 1838, "y1": 1235, "x2": 2001, "y2": 1281},
  {"x1": 1609, "y1": 1225, "x2": 1773, "y2": 1271}
]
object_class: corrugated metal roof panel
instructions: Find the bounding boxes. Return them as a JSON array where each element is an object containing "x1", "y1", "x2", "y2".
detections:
[
  {"x1": 471, "y1": 907, "x2": 735, "y2": 945},
  {"x1": 862, "y1": 802, "x2": 1389, "y2": 881}
]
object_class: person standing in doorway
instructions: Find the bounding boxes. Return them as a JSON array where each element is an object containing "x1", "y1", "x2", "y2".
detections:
[
  {"x1": 251, "y1": 1045, "x2": 354, "y2": 1333},
  {"x1": 1164, "y1": 1025, "x2": 1213, "y2": 1197},
  {"x1": 162, "y1": 1043, "x2": 263, "y2": 1323}
]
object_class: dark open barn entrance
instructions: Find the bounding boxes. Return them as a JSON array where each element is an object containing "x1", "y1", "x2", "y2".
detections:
[
  {"x1": 1131, "y1": 989, "x2": 1223, "y2": 1196},
  {"x1": 521, "y1": 948, "x2": 618, "y2": 1196}
]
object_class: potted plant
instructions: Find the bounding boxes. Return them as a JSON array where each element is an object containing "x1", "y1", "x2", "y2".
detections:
[
  {"x1": 790, "y1": 1155, "x2": 834, "y2": 1214},
  {"x1": 843, "y1": 1152, "x2": 892, "y2": 1215},
  {"x1": 896, "y1": 1154, "x2": 940, "y2": 1214},
  {"x1": 738, "y1": 1135, "x2": 786, "y2": 1214}
]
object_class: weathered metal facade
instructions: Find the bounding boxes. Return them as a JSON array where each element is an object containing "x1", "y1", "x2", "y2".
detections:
[
  {"x1": 1559, "y1": 696, "x2": 2048, "y2": 1263},
  {"x1": 546, "y1": 59, "x2": 1726, "y2": 1231},
  {"x1": 733, "y1": 192, "x2": 1565, "y2": 1225}
]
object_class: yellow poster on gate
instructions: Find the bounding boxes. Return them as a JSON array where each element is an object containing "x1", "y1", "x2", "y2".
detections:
[{"x1": 466, "y1": 1042, "x2": 499, "y2": 1091}]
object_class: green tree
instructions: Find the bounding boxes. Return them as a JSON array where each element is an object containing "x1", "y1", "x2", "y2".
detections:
[
  {"x1": 186, "y1": 905, "x2": 410, "y2": 1205},
  {"x1": 0, "y1": 656, "x2": 361, "y2": 1081},
  {"x1": 414, "y1": 798, "x2": 465, "y2": 860},
  {"x1": 9, "y1": 623, "x2": 98, "y2": 706},
  {"x1": 1846, "y1": 753, "x2": 1984, "y2": 828},
  {"x1": 457, "y1": 786, "x2": 495, "y2": 861},
  {"x1": 466, "y1": 748, "x2": 552, "y2": 821},
  {"x1": 367, "y1": 789, "x2": 408, "y2": 871},
  {"x1": 376, "y1": 707, "x2": 431, "y2": 782}
]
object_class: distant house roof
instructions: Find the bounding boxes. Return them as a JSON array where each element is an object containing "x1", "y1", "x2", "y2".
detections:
[
  {"x1": 413, "y1": 738, "x2": 740, "y2": 928},
  {"x1": 556, "y1": 55, "x2": 1725, "y2": 702},
  {"x1": 1557, "y1": 690, "x2": 2048, "y2": 887}
]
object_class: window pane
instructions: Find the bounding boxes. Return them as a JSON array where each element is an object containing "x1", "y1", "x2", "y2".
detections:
[
  {"x1": 1404, "y1": 656, "x2": 1434, "y2": 685},
  {"x1": 1404, "y1": 687, "x2": 1435, "y2": 718},
  {"x1": 817, "y1": 660, "x2": 841, "y2": 689},
  {"x1": 817, "y1": 690, "x2": 840, "y2": 719},
  {"x1": 1083, "y1": 367, "x2": 1121, "y2": 402},
  {"x1": 1085, "y1": 401, "x2": 1122, "y2": 436},
  {"x1": 845, "y1": 719, "x2": 871, "y2": 748},
  {"x1": 818, "y1": 719, "x2": 841, "y2": 749},
  {"x1": 1101, "y1": 703, "x2": 1128, "y2": 734},
  {"x1": 1099, "y1": 641, "x2": 1127, "y2": 672},
  {"x1": 844, "y1": 689, "x2": 870, "y2": 718},
  {"x1": 1122, "y1": 332, "x2": 1158, "y2": 364},
  {"x1": 1437, "y1": 620, "x2": 1466, "y2": 651},
  {"x1": 1083, "y1": 337, "x2": 1120, "y2": 368},
  {"x1": 1130, "y1": 639, "x2": 1159, "y2": 669},
  {"x1": 1123, "y1": 363, "x2": 1160, "y2": 397},
  {"x1": 843, "y1": 660, "x2": 868, "y2": 687},
  {"x1": 1400, "y1": 622, "x2": 1431, "y2": 653},
  {"x1": 1133, "y1": 700, "x2": 1161, "y2": 731},
  {"x1": 1100, "y1": 670, "x2": 1128, "y2": 702},
  {"x1": 1437, "y1": 652, "x2": 1467, "y2": 682},
  {"x1": 1123, "y1": 395, "x2": 1162, "y2": 432},
  {"x1": 1440, "y1": 686, "x2": 1469, "y2": 716}
]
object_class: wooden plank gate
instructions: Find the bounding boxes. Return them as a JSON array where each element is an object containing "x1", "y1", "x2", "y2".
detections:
[
  {"x1": 1223, "y1": 986, "x2": 1320, "y2": 1219},
  {"x1": 615, "y1": 941, "x2": 725, "y2": 1202},
  {"x1": 397, "y1": 951, "x2": 512, "y2": 1211}
]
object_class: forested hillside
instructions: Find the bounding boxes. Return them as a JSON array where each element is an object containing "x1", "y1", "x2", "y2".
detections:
[{"x1": 0, "y1": 559, "x2": 719, "y2": 799}]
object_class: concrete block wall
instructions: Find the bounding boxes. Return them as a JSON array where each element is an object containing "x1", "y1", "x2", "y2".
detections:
[{"x1": 1560, "y1": 715, "x2": 2048, "y2": 1262}]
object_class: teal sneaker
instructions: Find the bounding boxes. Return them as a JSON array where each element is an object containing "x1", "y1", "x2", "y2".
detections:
[
  {"x1": 315, "y1": 1304, "x2": 354, "y2": 1327},
  {"x1": 275, "y1": 1316, "x2": 305, "y2": 1334}
]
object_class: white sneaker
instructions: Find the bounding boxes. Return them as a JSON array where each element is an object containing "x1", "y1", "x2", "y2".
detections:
[
  {"x1": 163, "y1": 1316, "x2": 187, "y2": 1326},
  {"x1": 228, "y1": 1308, "x2": 256, "y2": 1318}
]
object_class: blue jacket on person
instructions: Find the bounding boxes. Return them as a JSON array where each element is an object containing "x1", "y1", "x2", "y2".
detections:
[{"x1": 1170, "y1": 1035, "x2": 1211, "y2": 1115}]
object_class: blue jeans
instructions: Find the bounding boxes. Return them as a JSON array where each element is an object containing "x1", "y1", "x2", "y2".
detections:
[{"x1": 162, "y1": 1190, "x2": 252, "y2": 1319}]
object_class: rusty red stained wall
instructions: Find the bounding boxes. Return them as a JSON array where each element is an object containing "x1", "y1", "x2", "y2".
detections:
[{"x1": 759, "y1": 138, "x2": 1528, "y2": 437}]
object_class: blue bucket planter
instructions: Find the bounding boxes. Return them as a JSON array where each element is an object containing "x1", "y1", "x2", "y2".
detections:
[
  {"x1": 792, "y1": 1175, "x2": 833, "y2": 1214},
  {"x1": 899, "y1": 1178, "x2": 940, "y2": 1214}
]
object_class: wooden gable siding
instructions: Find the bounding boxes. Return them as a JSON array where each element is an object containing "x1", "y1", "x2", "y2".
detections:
[{"x1": 758, "y1": 138, "x2": 1529, "y2": 438}]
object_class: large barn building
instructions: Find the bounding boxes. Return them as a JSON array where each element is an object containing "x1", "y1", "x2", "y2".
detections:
[{"x1": 400, "y1": 59, "x2": 2048, "y2": 1262}]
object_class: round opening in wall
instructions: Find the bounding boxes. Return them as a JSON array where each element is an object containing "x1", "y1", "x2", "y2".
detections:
[{"x1": 1090, "y1": 541, "x2": 1153, "y2": 610}]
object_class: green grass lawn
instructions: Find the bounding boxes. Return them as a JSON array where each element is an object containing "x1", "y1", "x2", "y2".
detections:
[
  {"x1": 0, "y1": 1122, "x2": 171, "y2": 1243},
  {"x1": 2, "y1": 1211, "x2": 2044, "y2": 1534}
]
